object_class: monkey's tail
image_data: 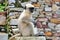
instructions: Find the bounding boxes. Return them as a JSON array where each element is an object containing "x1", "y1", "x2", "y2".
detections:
[{"x1": 9, "y1": 34, "x2": 21, "y2": 40}]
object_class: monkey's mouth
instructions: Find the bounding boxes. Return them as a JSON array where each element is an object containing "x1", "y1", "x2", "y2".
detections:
[{"x1": 29, "y1": 7, "x2": 34, "y2": 13}]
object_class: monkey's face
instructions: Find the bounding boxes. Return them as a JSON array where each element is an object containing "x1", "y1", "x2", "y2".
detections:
[
  {"x1": 25, "y1": 3, "x2": 34, "y2": 13},
  {"x1": 28, "y1": 7, "x2": 34, "y2": 13}
]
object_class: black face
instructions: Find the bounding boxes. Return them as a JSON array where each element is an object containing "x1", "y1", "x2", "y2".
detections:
[{"x1": 29, "y1": 7, "x2": 34, "y2": 13}]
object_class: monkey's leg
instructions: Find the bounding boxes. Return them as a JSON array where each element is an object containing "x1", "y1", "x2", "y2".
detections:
[
  {"x1": 28, "y1": 22, "x2": 35, "y2": 36},
  {"x1": 18, "y1": 22, "x2": 31, "y2": 36}
]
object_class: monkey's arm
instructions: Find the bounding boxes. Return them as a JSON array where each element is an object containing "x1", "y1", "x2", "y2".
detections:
[{"x1": 21, "y1": 17, "x2": 31, "y2": 24}]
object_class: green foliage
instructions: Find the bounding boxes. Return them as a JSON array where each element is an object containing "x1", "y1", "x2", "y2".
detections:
[{"x1": 14, "y1": 0, "x2": 22, "y2": 7}]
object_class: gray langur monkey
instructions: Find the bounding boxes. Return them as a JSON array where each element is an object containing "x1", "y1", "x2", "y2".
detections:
[{"x1": 18, "y1": 3, "x2": 35, "y2": 36}]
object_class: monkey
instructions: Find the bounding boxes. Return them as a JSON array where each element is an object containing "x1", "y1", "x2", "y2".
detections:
[
  {"x1": 18, "y1": 3, "x2": 35, "y2": 36},
  {"x1": 9, "y1": 4, "x2": 38, "y2": 39}
]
